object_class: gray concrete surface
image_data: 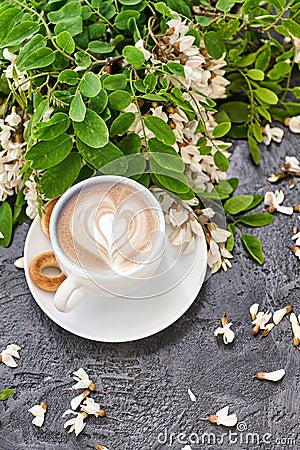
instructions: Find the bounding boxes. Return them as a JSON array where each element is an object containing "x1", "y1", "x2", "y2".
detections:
[{"x1": 0, "y1": 132, "x2": 300, "y2": 450}]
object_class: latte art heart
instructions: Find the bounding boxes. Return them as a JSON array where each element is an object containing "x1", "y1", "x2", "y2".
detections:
[{"x1": 56, "y1": 182, "x2": 160, "y2": 275}]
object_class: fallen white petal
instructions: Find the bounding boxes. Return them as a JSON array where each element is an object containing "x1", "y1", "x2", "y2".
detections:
[
  {"x1": 276, "y1": 205, "x2": 294, "y2": 215},
  {"x1": 28, "y1": 404, "x2": 46, "y2": 427},
  {"x1": 72, "y1": 368, "x2": 92, "y2": 389},
  {"x1": 182, "y1": 446, "x2": 193, "y2": 450},
  {"x1": 71, "y1": 393, "x2": 85, "y2": 410},
  {"x1": 14, "y1": 257, "x2": 24, "y2": 269},
  {"x1": 80, "y1": 397, "x2": 100, "y2": 417},
  {"x1": 215, "y1": 406, "x2": 238, "y2": 427},
  {"x1": 250, "y1": 303, "x2": 259, "y2": 319},
  {"x1": 290, "y1": 313, "x2": 300, "y2": 340},
  {"x1": 188, "y1": 388, "x2": 196, "y2": 402},
  {"x1": 256, "y1": 369, "x2": 285, "y2": 381},
  {"x1": 273, "y1": 307, "x2": 287, "y2": 325}
]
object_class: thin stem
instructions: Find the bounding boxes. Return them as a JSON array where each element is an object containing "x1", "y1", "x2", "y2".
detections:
[
  {"x1": 129, "y1": 68, "x2": 149, "y2": 151},
  {"x1": 83, "y1": 0, "x2": 118, "y2": 33}
]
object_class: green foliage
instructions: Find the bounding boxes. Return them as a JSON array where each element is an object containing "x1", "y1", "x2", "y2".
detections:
[
  {"x1": 0, "y1": 202, "x2": 12, "y2": 248},
  {"x1": 0, "y1": 389, "x2": 14, "y2": 401},
  {"x1": 0, "y1": 0, "x2": 297, "y2": 270}
]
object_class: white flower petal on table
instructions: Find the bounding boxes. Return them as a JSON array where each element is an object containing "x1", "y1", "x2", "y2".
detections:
[
  {"x1": 276, "y1": 205, "x2": 294, "y2": 215},
  {"x1": 214, "y1": 323, "x2": 235, "y2": 344},
  {"x1": 63, "y1": 410, "x2": 86, "y2": 436},
  {"x1": 188, "y1": 388, "x2": 196, "y2": 402},
  {"x1": 80, "y1": 397, "x2": 100, "y2": 417},
  {"x1": 273, "y1": 307, "x2": 288, "y2": 325},
  {"x1": 290, "y1": 313, "x2": 300, "y2": 340},
  {"x1": 28, "y1": 404, "x2": 46, "y2": 427},
  {"x1": 254, "y1": 369, "x2": 285, "y2": 382},
  {"x1": 72, "y1": 368, "x2": 92, "y2": 389},
  {"x1": 288, "y1": 116, "x2": 300, "y2": 133},
  {"x1": 71, "y1": 393, "x2": 85, "y2": 410},
  {"x1": 14, "y1": 257, "x2": 24, "y2": 269},
  {"x1": 250, "y1": 303, "x2": 259, "y2": 320}
]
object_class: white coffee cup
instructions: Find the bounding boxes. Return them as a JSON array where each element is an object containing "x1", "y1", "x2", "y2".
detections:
[{"x1": 50, "y1": 175, "x2": 166, "y2": 312}]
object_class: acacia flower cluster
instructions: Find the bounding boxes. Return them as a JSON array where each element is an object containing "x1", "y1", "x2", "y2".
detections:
[
  {"x1": 250, "y1": 302, "x2": 294, "y2": 343},
  {"x1": 268, "y1": 155, "x2": 300, "y2": 189},
  {"x1": 0, "y1": 344, "x2": 21, "y2": 367},
  {"x1": 63, "y1": 368, "x2": 106, "y2": 436}
]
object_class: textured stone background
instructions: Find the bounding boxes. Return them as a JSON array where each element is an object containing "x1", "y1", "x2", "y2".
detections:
[{"x1": 1, "y1": 132, "x2": 300, "y2": 450}]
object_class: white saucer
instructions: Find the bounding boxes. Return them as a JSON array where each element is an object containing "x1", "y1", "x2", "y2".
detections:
[{"x1": 24, "y1": 217, "x2": 207, "y2": 342}]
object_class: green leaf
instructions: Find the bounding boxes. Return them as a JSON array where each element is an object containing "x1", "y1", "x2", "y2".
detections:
[
  {"x1": 216, "y1": 0, "x2": 237, "y2": 12},
  {"x1": 257, "y1": 106, "x2": 271, "y2": 122},
  {"x1": 148, "y1": 138, "x2": 184, "y2": 172},
  {"x1": 88, "y1": 41, "x2": 114, "y2": 54},
  {"x1": 224, "y1": 195, "x2": 254, "y2": 214},
  {"x1": 108, "y1": 90, "x2": 131, "y2": 110},
  {"x1": 150, "y1": 160, "x2": 190, "y2": 194},
  {"x1": 73, "y1": 108, "x2": 109, "y2": 147},
  {"x1": 214, "y1": 151, "x2": 229, "y2": 172},
  {"x1": 26, "y1": 134, "x2": 73, "y2": 170},
  {"x1": 75, "y1": 51, "x2": 91, "y2": 68},
  {"x1": 254, "y1": 87, "x2": 278, "y2": 105},
  {"x1": 70, "y1": 93, "x2": 86, "y2": 122},
  {"x1": 284, "y1": 19, "x2": 300, "y2": 39},
  {"x1": 213, "y1": 122, "x2": 231, "y2": 138},
  {"x1": 89, "y1": 89, "x2": 108, "y2": 114},
  {"x1": 17, "y1": 34, "x2": 46, "y2": 69},
  {"x1": 219, "y1": 101, "x2": 249, "y2": 123},
  {"x1": 41, "y1": 153, "x2": 82, "y2": 198},
  {"x1": 17, "y1": 47, "x2": 55, "y2": 71},
  {"x1": 255, "y1": 45, "x2": 271, "y2": 71},
  {"x1": 48, "y1": 2, "x2": 82, "y2": 22},
  {"x1": 196, "y1": 16, "x2": 213, "y2": 26},
  {"x1": 13, "y1": 189, "x2": 26, "y2": 224},
  {"x1": 110, "y1": 112, "x2": 135, "y2": 136},
  {"x1": 0, "y1": 21, "x2": 40, "y2": 48},
  {"x1": 58, "y1": 69, "x2": 79, "y2": 85},
  {"x1": 242, "y1": 233, "x2": 264, "y2": 265},
  {"x1": 226, "y1": 223, "x2": 235, "y2": 252},
  {"x1": 56, "y1": 31, "x2": 75, "y2": 54},
  {"x1": 228, "y1": 177, "x2": 239, "y2": 192},
  {"x1": 248, "y1": 136, "x2": 260, "y2": 165},
  {"x1": 167, "y1": 0, "x2": 191, "y2": 18},
  {"x1": 77, "y1": 139, "x2": 126, "y2": 171},
  {"x1": 102, "y1": 74, "x2": 127, "y2": 91},
  {"x1": 119, "y1": 0, "x2": 142, "y2": 4},
  {"x1": 154, "y1": 2, "x2": 173, "y2": 17},
  {"x1": 238, "y1": 213, "x2": 274, "y2": 227},
  {"x1": 144, "y1": 116, "x2": 176, "y2": 146},
  {"x1": 242, "y1": 0, "x2": 260, "y2": 13},
  {"x1": 0, "y1": 389, "x2": 14, "y2": 401},
  {"x1": 119, "y1": 133, "x2": 141, "y2": 154},
  {"x1": 115, "y1": 10, "x2": 140, "y2": 30},
  {"x1": 122, "y1": 46, "x2": 145, "y2": 67},
  {"x1": 0, "y1": 7, "x2": 23, "y2": 42},
  {"x1": 33, "y1": 113, "x2": 70, "y2": 141},
  {"x1": 79, "y1": 72, "x2": 101, "y2": 98},
  {"x1": 0, "y1": 202, "x2": 12, "y2": 248},
  {"x1": 166, "y1": 62, "x2": 185, "y2": 77},
  {"x1": 243, "y1": 194, "x2": 263, "y2": 211},
  {"x1": 88, "y1": 22, "x2": 106, "y2": 39},
  {"x1": 204, "y1": 31, "x2": 225, "y2": 59},
  {"x1": 247, "y1": 69, "x2": 264, "y2": 81}
]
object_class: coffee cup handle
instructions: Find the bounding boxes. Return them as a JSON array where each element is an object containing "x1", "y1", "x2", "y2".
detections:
[{"x1": 54, "y1": 273, "x2": 85, "y2": 313}]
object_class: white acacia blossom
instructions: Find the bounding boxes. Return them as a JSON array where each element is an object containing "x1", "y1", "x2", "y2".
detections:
[
  {"x1": 273, "y1": 304, "x2": 292, "y2": 325},
  {"x1": 254, "y1": 369, "x2": 285, "y2": 382},
  {"x1": 264, "y1": 190, "x2": 293, "y2": 215},
  {"x1": 214, "y1": 313, "x2": 235, "y2": 344},
  {"x1": 3, "y1": 48, "x2": 30, "y2": 91},
  {"x1": 287, "y1": 115, "x2": 300, "y2": 133},
  {"x1": 72, "y1": 368, "x2": 93, "y2": 390},
  {"x1": 80, "y1": 397, "x2": 103, "y2": 417},
  {"x1": 187, "y1": 388, "x2": 197, "y2": 402},
  {"x1": 290, "y1": 313, "x2": 300, "y2": 347},
  {"x1": 63, "y1": 410, "x2": 86, "y2": 436},
  {"x1": 200, "y1": 406, "x2": 238, "y2": 427},
  {"x1": 262, "y1": 124, "x2": 284, "y2": 145},
  {"x1": 0, "y1": 344, "x2": 21, "y2": 367},
  {"x1": 28, "y1": 402, "x2": 47, "y2": 427}
]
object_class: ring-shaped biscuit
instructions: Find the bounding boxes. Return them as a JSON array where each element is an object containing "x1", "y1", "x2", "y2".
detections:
[{"x1": 29, "y1": 251, "x2": 66, "y2": 292}]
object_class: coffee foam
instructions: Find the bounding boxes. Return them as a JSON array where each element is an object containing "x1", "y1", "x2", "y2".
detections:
[{"x1": 56, "y1": 182, "x2": 160, "y2": 275}]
